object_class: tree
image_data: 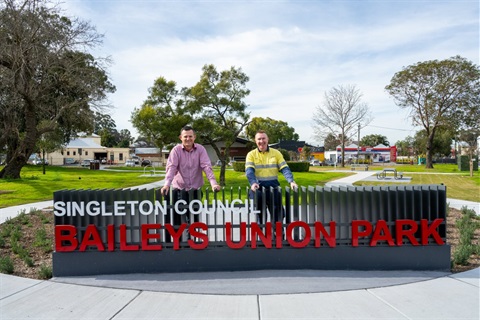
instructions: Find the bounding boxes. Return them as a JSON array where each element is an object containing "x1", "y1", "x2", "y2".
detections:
[
  {"x1": 323, "y1": 133, "x2": 341, "y2": 151},
  {"x1": 312, "y1": 84, "x2": 372, "y2": 167},
  {"x1": 131, "y1": 77, "x2": 192, "y2": 152},
  {"x1": 413, "y1": 128, "x2": 454, "y2": 159},
  {"x1": 0, "y1": 0, "x2": 115, "y2": 179},
  {"x1": 395, "y1": 136, "x2": 415, "y2": 157},
  {"x1": 245, "y1": 117, "x2": 299, "y2": 143},
  {"x1": 385, "y1": 56, "x2": 480, "y2": 169},
  {"x1": 360, "y1": 134, "x2": 389, "y2": 147},
  {"x1": 117, "y1": 129, "x2": 133, "y2": 148},
  {"x1": 93, "y1": 112, "x2": 116, "y2": 135},
  {"x1": 187, "y1": 64, "x2": 250, "y2": 186},
  {"x1": 300, "y1": 146, "x2": 312, "y2": 161}
]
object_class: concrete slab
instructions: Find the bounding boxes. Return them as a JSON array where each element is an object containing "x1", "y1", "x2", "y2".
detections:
[
  {"x1": 51, "y1": 270, "x2": 450, "y2": 295},
  {"x1": 259, "y1": 290, "x2": 406, "y2": 319},
  {"x1": 370, "y1": 276, "x2": 480, "y2": 320},
  {"x1": 449, "y1": 267, "x2": 480, "y2": 287},
  {"x1": 0, "y1": 280, "x2": 139, "y2": 320},
  {"x1": 0, "y1": 274, "x2": 43, "y2": 299},
  {"x1": 113, "y1": 291, "x2": 258, "y2": 319}
]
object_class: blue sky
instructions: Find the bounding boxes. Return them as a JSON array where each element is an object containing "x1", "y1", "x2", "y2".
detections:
[{"x1": 63, "y1": 0, "x2": 479, "y2": 146}]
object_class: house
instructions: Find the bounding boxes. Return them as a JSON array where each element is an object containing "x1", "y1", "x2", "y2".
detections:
[
  {"x1": 332, "y1": 143, "x2": 397, "y2": 163},
  {"x1": 269, "y1": 140, "x2": 324, "y2": 161},
  {"x1": 203, "y1": 137, "x2": 251, "y2": 163},
  {"x1": 44, "y1": 134, "x2": 130, "y2": 165}
]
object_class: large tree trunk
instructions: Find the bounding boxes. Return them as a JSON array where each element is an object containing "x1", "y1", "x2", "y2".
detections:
[
  {"x1": 0, "y1": 157, "x2": 26, "y2": 179},
  {"x1": 425, "y1": 135, "x2": 434, "y2": 169}
]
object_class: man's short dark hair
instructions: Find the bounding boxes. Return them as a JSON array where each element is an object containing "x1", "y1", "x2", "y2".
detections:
[{"x1": 181, "y1": 125, "x2": 195, "y2": 134}]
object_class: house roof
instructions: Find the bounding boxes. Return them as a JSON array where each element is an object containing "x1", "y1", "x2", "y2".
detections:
[
  {"x1": 270, "y1": 140, "x2": 323, "y2": 152},
  {"x1": 66, "y1": 138, "x2": 104, "y2": 149}
]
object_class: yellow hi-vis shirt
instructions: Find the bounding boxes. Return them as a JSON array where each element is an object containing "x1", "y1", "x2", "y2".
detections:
[{"x1": 245, "y1": 147, "x2": 288, "y2": 184}]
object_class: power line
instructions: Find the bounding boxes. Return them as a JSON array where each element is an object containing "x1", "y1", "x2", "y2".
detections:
[{"x1": 366, "y1": 124, "x2": 415, "y2": 132}]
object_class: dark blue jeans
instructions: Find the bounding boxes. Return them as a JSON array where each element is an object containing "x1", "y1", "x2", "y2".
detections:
[{"x1": 249, "y1": 186, "x2": 285, "y2": 224}]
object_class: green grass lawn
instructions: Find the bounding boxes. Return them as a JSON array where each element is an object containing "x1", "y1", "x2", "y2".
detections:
[{"x1": 0, "y1": 163, "x2": 478, "y2": 207}]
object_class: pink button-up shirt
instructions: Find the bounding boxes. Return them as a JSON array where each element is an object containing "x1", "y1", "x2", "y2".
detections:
[{"x1": 164, "y1": 143, "x2": 218, "y2": 190}]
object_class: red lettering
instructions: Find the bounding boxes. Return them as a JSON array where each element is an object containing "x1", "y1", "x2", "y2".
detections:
[
  {"x1": 55, "y1": 225, "x2": 78, "y2": 252},
  {"x1": 314, "y1": 221, "x2": 336, "y2": 248},
  {"x1": 275, "y1": 222, "x2": 283, "y2": 248},
  {"x1": 226, "y1": 222, "x2": 247, "y2": 249},
  {"x1": 395, "y1": 220, "x2": 419, "y2": 246},
  {"x1": 421, "y1": 219, "x2": 445, "y2": 245},
  {"x1": 251, "y1": 222, "x2": 272, "y2": 249},
  {"x1": 370, "y1": 220, "x2": 395, "y2": 246},
  {"x1": 141, "y1": 224, "x2": 162, "y2": 251},
  {"x1": 188, "y1": 222, "x2": 209, "y2": 249},
  {"x1": 107, "y1": 224, "x2": 115, "y2": 251},
  {"x1": 79, "y1": 224, "x2": 105, "y2": 251},
  {"x1": 119, "y1": 224, "x2": 139, "y2": 251},
  {"x1": 351, "y1": 220, "x2": 372, "y2": 247},
  {"x1": 164, "y1": 224, "x2": 187, "y2": 250},
  {"x1": 286, "y1": 221, "x2": 310, "y2": 248}
]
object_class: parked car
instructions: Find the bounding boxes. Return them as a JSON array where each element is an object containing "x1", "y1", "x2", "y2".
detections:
[
  {"x1": 310, "y1": 160, "x2": 321, "y2": 166},
  {"x1": 125, "y1": 159, "x2": 136, "y2": 167},
  {"x1": 324, "y1": 160, "x2": 335, "y2": 166},
  {"x1": 141, "y1": 159, "x2": 152, "y2": 167},
  {"x1": 81, "y1": 159, "x2": 93, "y2": 167},
  {"x1": 33, "y1": 158, "x2": 48, "y2": 165},
  {"x1": 131, "y1": 156, "x2": 140, "y2": 165},
  {"x1": 64, "y1": 158, "x2": 77, "y2": 165}
]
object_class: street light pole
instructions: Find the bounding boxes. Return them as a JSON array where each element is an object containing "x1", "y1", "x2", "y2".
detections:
[{"x1": 357, "y1": 122, "x2": 360, "y2": 164}]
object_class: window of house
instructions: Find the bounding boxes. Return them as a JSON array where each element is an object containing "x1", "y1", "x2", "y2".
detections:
[
  {"x1": 73, "y1": 151, "x2": 76, "y2": 156},
  {"x1": 85, "y1": 151, "x2": 88, "y2": 156},
  {"x1": 67, "y1": 151, "x2": 70, "y2": 156},
  {"x1": 119, "y1": 153, "x2": 123, "y2": 161}
]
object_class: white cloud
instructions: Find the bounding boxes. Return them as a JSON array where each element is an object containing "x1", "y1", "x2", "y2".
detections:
[{"x1": 63, "y1": 0, "x2": 479, "y2": 146}]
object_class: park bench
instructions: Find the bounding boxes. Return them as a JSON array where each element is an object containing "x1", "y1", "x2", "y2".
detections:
[{"x1": 351, "y1": 164, "x2": 369, "y2": 171}]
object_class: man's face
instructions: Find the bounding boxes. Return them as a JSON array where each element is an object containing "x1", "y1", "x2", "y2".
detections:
[
  {"x1": 255, "y1": 133, "x2": 269, "y2": 152},
  {"x1": 180, "y1": 130, "x2": 196, "y2": 150}
]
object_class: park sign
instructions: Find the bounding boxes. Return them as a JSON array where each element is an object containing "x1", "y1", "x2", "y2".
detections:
[{"x1": 52, "y1": 185, "x2": 450, "y2": 276}]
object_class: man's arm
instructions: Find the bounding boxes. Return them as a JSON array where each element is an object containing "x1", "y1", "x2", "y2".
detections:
[
  {"x1": 198, "y1": 146, "x2": 221, "y2": 191},
  {"x1": 279, "y1": 166, "x2": 298, "y2": 190}
]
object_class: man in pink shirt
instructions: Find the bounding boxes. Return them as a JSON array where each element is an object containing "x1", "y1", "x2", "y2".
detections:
[{"x1": 161, "y1": 126, "x2": 220, "y2": 230}]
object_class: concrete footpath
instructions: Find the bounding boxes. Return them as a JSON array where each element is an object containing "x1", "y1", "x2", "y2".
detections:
[{"x1": 0, "y1": 171, "x2": 479, "y2": 319}]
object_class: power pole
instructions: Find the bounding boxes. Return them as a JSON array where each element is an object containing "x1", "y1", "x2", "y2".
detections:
[{"x1": 357, "y1": 122, "x2": 360, "y2": 164}]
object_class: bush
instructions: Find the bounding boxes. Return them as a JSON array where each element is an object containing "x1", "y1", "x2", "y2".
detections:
[
  {"x1": 452, "y1": 207, "x2": 480, "y2": 266},
  {"x1": 286, "y1": 161, "x2": 310, "y2": 172},
  {"x1": 38, "y1": 264, "x2": 52, "y2": 279},
  {"x1": 0, "y1": 255, "x2": 14, "y2": 274}
]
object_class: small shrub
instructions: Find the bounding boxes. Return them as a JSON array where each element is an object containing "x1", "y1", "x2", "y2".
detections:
[
  {"x1": 38, "y1": 264, "x2": 52, "y2": 279},
  {"x1": 34, "y1": 228, "x2": 53, "y2": 253},
  {"x1": 23, "y1": 255, "x2": 34, "y2": 267},
  {"x1": 16, "y1": 210, "x2": 30, "y2": 225},
  {"x1": 453, "y1": 245, "x2": 473, "y2": 266},
  {"x1": 0, "y1": 255, "x2": 14, "y2": 274},
  {"x1": 452, "y1": 207, "x2": 479, "y2": 266}
]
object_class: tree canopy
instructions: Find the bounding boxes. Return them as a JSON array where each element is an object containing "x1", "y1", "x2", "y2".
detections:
[
  {"x1": 0, "y1": 0, "x2": 115, "y2": 179},
  {"x1": 187, "y1": 64, "x2": 250, "y2": 186},
  {"x1": 385, "y1": 55, "x2": 480, "y2": 168},
  {"x1": 131, "y1": 64, "x2": 250, "y2": 186},
  {"x1": 245, "y1": 117, "x2": 299, "y2": 143},
  {"x1": 360, "y1": 134, "x2": 389, "y2": 147},
  {"x1": 130, "y1": 76, "x2": 192, "y2": 150},
  {"x1": 312, "y1": 84, "x2": 372, "y2": 167}
]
